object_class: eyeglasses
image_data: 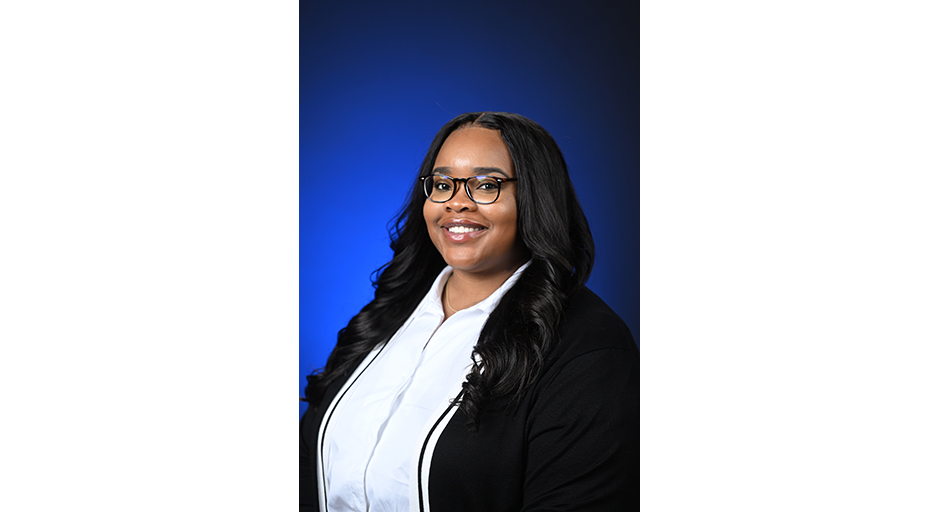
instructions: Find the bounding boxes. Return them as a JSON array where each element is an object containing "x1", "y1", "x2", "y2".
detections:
[{"x1": 419, "y1": 174, "x2": 518, "y2": 205}]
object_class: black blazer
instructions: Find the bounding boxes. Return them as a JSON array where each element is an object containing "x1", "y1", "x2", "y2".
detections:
[{"x1": 300, "y1": 287, "x2": 639, "y2": 511}]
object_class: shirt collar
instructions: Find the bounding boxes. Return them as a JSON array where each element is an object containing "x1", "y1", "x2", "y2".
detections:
[{"x1": 415, "y1": 260, "x2": 532, "y2": 318}]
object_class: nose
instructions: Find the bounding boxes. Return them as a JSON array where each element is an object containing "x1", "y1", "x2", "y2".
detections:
[{"x1": 445, "y1": 180, "x2": 477, "y2": 212}]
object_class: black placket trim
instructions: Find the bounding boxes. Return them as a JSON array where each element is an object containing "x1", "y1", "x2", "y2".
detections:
[{"x1": 417, "y1": 390, "x2": 464, "y2": 512}]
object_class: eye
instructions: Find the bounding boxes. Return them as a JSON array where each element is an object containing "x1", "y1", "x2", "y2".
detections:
[
  {"x1": 474, "y1": 177, "x2": 499, "y2": 191},
  {"x1": 432, "y1": 177, "x2": 453, "y2": 191}
]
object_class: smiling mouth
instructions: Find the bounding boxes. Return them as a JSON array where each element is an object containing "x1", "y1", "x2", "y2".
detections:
[{"x1": 447, "y1": 226, "x2": 484, "y2": 234}]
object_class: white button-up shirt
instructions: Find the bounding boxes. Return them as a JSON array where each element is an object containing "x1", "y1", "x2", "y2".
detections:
[{"x1": 322, "y1": 262, "x2": 529, "y2": 512}]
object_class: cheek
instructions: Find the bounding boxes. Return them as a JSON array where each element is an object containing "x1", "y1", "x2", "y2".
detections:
[
  {"x1": 503, "y1": 200, "x2": 519, "y2": 227},
  {"x1": 491, "y1": 204, "x2": 519, "y2": 239},
  {"x1": 505, "y1": 203, "x2": 522, "y2": 248},
  {"x1": 423, "y1": 201, "x2": 437, "y2": 235}
]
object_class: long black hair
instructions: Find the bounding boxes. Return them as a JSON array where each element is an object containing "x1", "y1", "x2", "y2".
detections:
[{"x1": 304, "y1": 112, "x2": 595, "y2": 424}]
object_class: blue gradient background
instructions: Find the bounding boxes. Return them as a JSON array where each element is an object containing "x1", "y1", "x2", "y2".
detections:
[{"x1": 300, "y1": 1, "x2": 638, "y2": 418}]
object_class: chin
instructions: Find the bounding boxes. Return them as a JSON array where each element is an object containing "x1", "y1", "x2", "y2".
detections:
[{"x1": 442, "y1": 257, "x2": 483, "y2": 273}]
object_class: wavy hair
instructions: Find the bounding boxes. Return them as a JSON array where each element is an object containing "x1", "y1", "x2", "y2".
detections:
[{"x1": 304, "y1": 112, "x2": 594, "y2": 424}]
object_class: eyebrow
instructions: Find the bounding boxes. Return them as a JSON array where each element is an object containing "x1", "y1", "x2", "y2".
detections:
[{"x1": 431, "y1": 166, "x2": 511, "y2": 178}]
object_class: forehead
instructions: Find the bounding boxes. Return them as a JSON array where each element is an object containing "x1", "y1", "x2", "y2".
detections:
[{"x1": 434, "y1": 127, "x2": 514, "y2": 176}]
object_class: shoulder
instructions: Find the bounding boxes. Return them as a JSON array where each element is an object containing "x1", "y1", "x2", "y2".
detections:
[
  {"x1": 555, "y1": 286, "x2": 638, "y2": 360},
  {"x1": 527, "y1": 286, "x2": 639, "y2": 422},
  {"x1": 526, "y1": 285, "x2": 639, "y2": 396}
]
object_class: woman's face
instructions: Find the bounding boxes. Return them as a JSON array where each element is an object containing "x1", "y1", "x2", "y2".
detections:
[{"x1": 423, "y1": 127, "x2": 527, "y2": 278}]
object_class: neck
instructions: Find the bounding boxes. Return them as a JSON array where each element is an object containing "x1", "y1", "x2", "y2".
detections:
[{"x1": 444, "y1": 260, "x2": 525, "y2": 316}]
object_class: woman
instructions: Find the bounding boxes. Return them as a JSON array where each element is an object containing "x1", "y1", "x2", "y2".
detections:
[{"x1": 300, "y1": 112, "x2": 638, "y2": 511}]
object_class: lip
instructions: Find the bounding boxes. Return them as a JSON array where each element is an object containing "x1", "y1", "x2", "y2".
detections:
[{"x1": 440, "y1": 219, "x2": 487, "y2": 243}]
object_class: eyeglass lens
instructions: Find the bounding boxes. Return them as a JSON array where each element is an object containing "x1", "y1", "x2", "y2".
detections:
[{"x1": 424, "y1": 175, "x2": 502, "y2": 204}]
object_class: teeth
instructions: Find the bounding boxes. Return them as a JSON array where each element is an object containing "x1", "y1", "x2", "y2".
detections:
[{"x1": 447, "y1": 226, "x2": 482, "y2": 234}]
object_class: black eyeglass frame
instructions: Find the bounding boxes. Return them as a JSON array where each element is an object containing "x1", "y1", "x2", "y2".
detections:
[{"x1": 418, "y1": 174, "x2": 518, "y2": 205}]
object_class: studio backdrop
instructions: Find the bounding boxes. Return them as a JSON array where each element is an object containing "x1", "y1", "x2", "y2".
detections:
[{"x1": 300, "y1": 0, "x2": 639, "y2": 418}]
